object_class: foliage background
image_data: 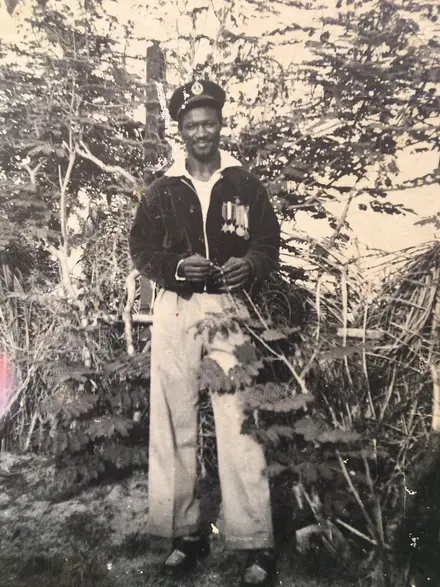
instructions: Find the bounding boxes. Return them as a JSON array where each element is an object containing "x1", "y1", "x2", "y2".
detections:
[{"x1": 1, "y1": 0, "x2": 440, "y2": 585}]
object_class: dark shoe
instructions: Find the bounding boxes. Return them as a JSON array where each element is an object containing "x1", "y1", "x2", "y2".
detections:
[
  {"x1": 240, "y1": 549, "x2": 277, "y2": 587},
  {"x1": 162, "y1": 533, "x2": 210, "y2": 574}
]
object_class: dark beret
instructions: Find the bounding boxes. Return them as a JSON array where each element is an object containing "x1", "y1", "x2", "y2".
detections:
[{"x1": 168, "y1": 80, "x2": 226, "y2": 121}]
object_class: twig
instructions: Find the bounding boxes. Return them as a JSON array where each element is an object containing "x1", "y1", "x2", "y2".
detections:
[
  {"x1": 430, "y1": 288, "x2": 440, "y2": 431},
  {"x1": 24, "y1": 411, "x2": 39, "y2": 452},
  {"x1": 315, "y1": 274, "x2": 323, "y2": 341},
  {"x1": 337, "y1": 451, "x2": 382, "y2": 546},
  {"x1": 243, "y1": 289, "x2": 269, "y2": 329},
  {"x1": 341, "y1": 266, "x2": 354, "y2": 391},
  {"x1": 362, "y1": 283, "x2": 376, "y2": 420},
  {"x1": 221, "y1": 279, "x2": 310, "y2": 394},
  {"x1": 335, "y1": 518, "x2": 378, "y2": 547},
  {"x1": 327, "y1": 189, "x2": 355, "y2": 248},
  {"x1": 0, "y1": 365, "x2": 36, "y2": 427},
  {"x1": 378, "y1": 366, "x2": 397, "y2": 424},
  {"x1": 242, "y1": 316, "x2": 310, "y2": 394}
]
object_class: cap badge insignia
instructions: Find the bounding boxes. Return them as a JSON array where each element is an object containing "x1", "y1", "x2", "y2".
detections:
[{"x1": 191, "y1": 81, "x2": 204, "y2": 96}]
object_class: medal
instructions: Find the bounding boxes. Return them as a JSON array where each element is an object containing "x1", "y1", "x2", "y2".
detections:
[
  {"x1": 243, "y1": 207, "x2": 249, "y2": 230},
  {"x1": 236, "y1": 205, "x2": 242, "y2": 227},
  {"x1": 221, "y1": 201, "x2": 250, "y2": 238}
]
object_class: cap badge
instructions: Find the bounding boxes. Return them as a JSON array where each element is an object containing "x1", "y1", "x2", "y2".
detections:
[{"x1": 191, "y1": 81, "x2": 204, "y2": 96}]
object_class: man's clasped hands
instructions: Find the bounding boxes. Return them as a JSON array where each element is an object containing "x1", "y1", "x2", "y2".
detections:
[{"x1": 178, "y1": 254, "x2": 252, "y2": 290}]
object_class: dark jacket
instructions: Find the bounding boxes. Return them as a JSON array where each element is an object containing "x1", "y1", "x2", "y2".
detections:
[{"x1": 128, "y1": 165, "x2": 280, "y2": 294}]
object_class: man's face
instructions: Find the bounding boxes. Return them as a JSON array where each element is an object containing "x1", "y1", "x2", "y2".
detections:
[{"x1": 179, "y1": 106, "x2": 222, "y2": 161}]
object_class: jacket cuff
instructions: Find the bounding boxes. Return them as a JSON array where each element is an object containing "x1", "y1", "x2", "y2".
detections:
[
  {"x1": 244, "y1": 252, "x2": 263, "y2": 280},
  {"x1": 175, "y1": 258, "x2": 186, "y2": 281}
]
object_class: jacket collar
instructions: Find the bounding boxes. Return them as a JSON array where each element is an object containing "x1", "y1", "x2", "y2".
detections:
[{"x1": 164, "y1": 148, "x2": 242, "y2": 182}]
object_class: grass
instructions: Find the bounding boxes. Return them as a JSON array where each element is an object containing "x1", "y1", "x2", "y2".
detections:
[
  {"x1": 0, "y1": 546, "x2": 357, "y2": 587},
  {"x1": 0, "y1": 552, "x2": 115, "y2": 587}
]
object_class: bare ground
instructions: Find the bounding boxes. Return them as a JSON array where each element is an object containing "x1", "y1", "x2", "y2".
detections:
[{"x1": 0, "y1": 453, "x2": 353, "y2": 587}]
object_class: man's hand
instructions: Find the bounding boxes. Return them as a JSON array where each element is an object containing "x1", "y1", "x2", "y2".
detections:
[
  {"x1": 218, "y1": 257, "x2": 252, "y2": 291},
  {"x1": 178, "y1": 254, "x2": 212, "y2": 282}
]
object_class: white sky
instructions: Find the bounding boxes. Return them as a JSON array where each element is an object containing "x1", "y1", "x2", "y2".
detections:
[{"x1": 1, "y1": 0, "x2": 439, "y2": 260}]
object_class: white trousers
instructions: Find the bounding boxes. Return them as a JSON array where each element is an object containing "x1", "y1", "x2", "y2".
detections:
[{"x1": 146, "y1": 289, "x2": 274, "y2": 550}]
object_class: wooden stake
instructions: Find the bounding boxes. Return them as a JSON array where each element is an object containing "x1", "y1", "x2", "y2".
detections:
[{"x1": 430, "y1": 363, "x2": 440, "y2": 432}]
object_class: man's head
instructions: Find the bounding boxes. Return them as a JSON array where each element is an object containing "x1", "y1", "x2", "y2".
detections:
[
  {"x1": 169, "y1": 80, "x2": 225, "y2": 161},
  {"x1": 178, "y1": 106, "x2": 222, "y2": 162}
]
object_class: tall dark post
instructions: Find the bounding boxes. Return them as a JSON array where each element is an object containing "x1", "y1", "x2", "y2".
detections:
[
  {"x1": 144, "y1": 42, "x2": 167, "y2": 172},
  {"x1": 139, "y1": 43, "x2": 168, "y2": 313},
  {"x1": 4, "y1": 0, "x2": 21, "y2": 15}
]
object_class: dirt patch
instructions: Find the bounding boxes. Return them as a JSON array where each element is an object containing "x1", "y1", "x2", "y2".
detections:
[{"x1": 0, "y1": 452, "x2": 353, "y2": 587}]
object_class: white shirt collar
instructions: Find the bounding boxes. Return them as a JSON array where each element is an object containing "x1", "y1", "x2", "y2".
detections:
[{"x1": 164, "y1": 148, "x2": 242, "y2": 179}]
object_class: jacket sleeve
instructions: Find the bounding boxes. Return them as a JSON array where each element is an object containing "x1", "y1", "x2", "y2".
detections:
[
  {"x1": 128, "y1": 186, "x2": 189, "y2": 290},
  {"x1": 244, "y1": 180, "x2": 281, "y2": 281}
]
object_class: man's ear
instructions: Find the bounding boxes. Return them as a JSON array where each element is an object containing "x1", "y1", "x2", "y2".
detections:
[{"x1": 177, "y1": 112, "x2": 185, "y2": 131}]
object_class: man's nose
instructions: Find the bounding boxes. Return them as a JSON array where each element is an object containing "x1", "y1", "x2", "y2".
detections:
[{"x1": 194, "y1": 126, "x2": 208, "y2": 139}]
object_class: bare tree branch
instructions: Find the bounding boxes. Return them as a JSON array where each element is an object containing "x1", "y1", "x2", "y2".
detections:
[
  {"x1": 123, "y1": 268, "x2": 140, "y2": 356},
  {"x1": 327, "y1": 189, "x2": 356, "y2": 248},
  {"x1": 76, "y1": 141, "x2": 139, "y2": 186},
  {"x1": 47, "y1": 244, "x2": 78, "y2": 301},
  {"x1": 58, "y1": 146, "x2": 76, "y2": 256},
  {"x1": 19, "y1": 162, "x2": 42, "y2": 187}
]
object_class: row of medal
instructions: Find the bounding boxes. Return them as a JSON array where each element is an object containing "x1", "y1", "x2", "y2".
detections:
[{"x1": 221, "y1": 201, "x2": 250, "y2": 240}]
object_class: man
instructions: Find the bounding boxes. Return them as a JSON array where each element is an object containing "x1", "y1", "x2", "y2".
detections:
[{"x1": 129, "y1": 79, "x2": 280, "y2": 587}]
